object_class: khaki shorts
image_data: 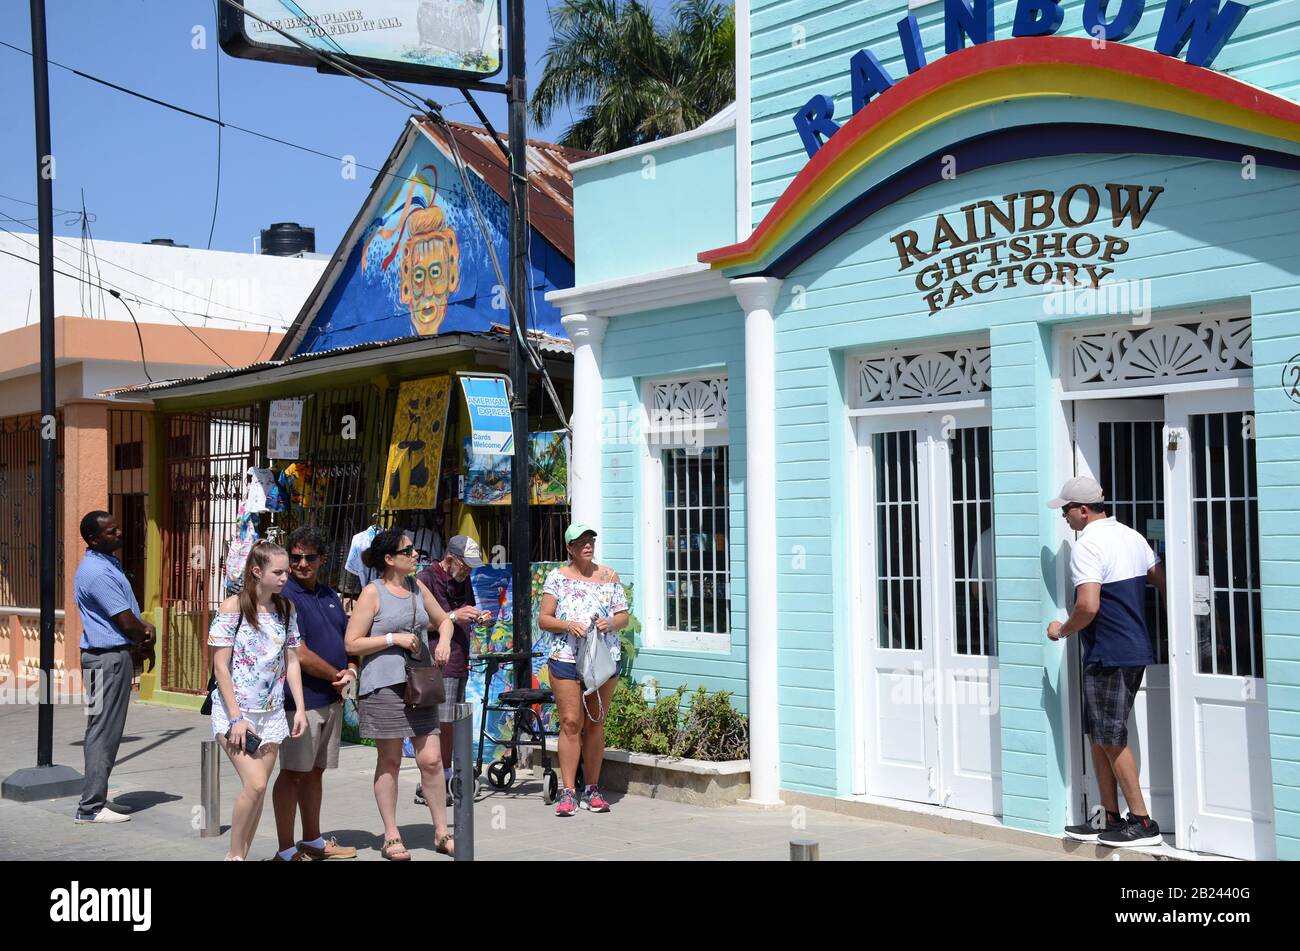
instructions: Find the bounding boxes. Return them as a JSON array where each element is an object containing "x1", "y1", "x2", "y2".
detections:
[{"x1": 279, "y1": 702, "x2": 343, "y2": 771}]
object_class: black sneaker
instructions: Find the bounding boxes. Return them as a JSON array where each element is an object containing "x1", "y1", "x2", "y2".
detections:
[
  {"x1": 1098, "y1": 814, "x2": 1163, "y2": 847},
  {"x1": 413, "y1": 783, "x2": 426, "y2": 806},
  {"x1": 1064, "y1": 807, "x2": 1125, "y2": 841}
]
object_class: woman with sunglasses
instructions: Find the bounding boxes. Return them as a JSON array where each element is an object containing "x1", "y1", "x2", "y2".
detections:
[{"x1": 344, "y1": 528, "x2": 456, "y2": 860}]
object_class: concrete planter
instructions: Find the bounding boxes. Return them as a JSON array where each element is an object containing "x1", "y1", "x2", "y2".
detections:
[{"x1": 545, "y1": 738, "x2": 750, "y2": 806}]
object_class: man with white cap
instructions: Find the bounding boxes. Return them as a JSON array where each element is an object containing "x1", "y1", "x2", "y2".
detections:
[
  {"x1": 415, "y1": 534, "x2": 491, "y2": 806},
  {"x1": 1047, "y1": 476, "x2": 1166, "y2": 848}
]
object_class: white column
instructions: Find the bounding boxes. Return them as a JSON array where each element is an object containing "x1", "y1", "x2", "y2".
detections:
[
  {"x1": 560, "y1": 313, "x2": 609, "y2": 538},
  {"x1": 730, "y1": 276, "x2": 783, "y2": 805}
]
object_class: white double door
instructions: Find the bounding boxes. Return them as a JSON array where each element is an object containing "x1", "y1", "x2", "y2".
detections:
[
  {"x1": 1072, "y1": 391, "x2": 1273, "y2": 859},
  {"x1": 857, "y1": 410, "x2": 1001, "y2": 816}
]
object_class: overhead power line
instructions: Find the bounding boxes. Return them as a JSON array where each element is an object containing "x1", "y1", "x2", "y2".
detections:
[
  {"x1": 0, "y1": 38, "x2": 470, "y2": 192},
  {"x1": 0, "y1": 234, "x2": 288, "y2": 332},
  {"x1": 0, "y1": 210, "x2": 293, "y2": 326},
  {"x1": 0, "y1": 42, "x2": 572, "y2": 226}
]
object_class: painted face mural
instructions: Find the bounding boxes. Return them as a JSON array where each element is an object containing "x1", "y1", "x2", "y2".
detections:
[
  {"x1": 402, "y1": 204, "x2": 460, "y2": 333},
  {"x1": 364, "y1": 164, "x2": 460, "y2": 337}
]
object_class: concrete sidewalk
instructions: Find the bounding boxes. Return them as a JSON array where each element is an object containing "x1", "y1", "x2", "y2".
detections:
[{"x1": 0, "y1": 697, "x2": 1090, "y2": 861}]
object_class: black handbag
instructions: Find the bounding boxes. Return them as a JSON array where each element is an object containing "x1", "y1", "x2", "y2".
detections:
[{"x1": 402, "y1": 578, "x2": 445, "y2": 709}]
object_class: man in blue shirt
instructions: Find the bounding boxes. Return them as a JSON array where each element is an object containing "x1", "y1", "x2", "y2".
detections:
[
  {"x1": 270, "y1": 526, "x2": 359, "y2": 861},
  {"x1": 73, "y1": 510, "x2": 155, "y2": 824},
  {"x1": 1046, "y1": 477, "x2": 1166, "y2": 848}
]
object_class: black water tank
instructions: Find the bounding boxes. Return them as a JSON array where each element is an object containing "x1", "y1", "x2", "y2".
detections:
[
  {"x1": 260, "y1": 222, "x2": 315, "y2": 256},
  {"x1": 145, "y1": 238, "x2": 188, "y2": 247}
]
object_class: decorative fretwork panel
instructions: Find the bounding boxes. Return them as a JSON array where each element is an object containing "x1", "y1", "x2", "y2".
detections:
[
  {"x1": 652, "y1": 376, "x2": 728, "y2": 429},
  {"x1": 1066, "y1": 316, "x2": 1252, "y2": 391},
  {"x1": 853, "y1": 346, "x2": 991, "y2": 407}
]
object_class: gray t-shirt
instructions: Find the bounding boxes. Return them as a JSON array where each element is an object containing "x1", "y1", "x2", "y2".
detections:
[{"x1": 358, "y1": 580, "x2": 432, "y2": 695}]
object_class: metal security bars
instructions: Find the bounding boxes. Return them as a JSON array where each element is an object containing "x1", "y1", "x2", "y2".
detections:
[
  {"x1": 874, "y1": 431, "x2": 922, "y2": 651},
  {"x1": 1099, "y1": 420, "x2": 1168, "y2": 664},
  {"x1": 0, "y1": 412, "x2": 64, "y2": 610},
  {"x1": 162, "y1": 407, "x2": 261, "y2": 694},
  {"x1": 951, "y1": 427, "x2": 996, "y2": 656},
  {"x1": 272, "y1": 384, "x2": 396, "y2": 593},
  {"x1": 108, "y1": 409, "x2": 150, "y2": 607},
  {"x1": 472, "y1": 505, "x2": 571, "y2": 565},
  {"x1": 1192, "y1": 412, "x2": 1263, "y2": 679},
  {"x1": 663, "y1": 446, "x2": 730, "y2": 636}
]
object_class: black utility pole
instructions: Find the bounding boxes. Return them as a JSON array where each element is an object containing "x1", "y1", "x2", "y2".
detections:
[
  {"x1": 506, "y1": 0, "x2": 532, "y2": 687},
  {"x1": 3, "y1": 0, "x2": 85, "y2": 803}
]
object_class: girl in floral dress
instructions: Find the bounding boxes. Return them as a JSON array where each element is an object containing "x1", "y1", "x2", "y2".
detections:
[
  {"x1": 209, "y1": 542, "x2": 307, "y2": 860},
  {"x1": 538, "y1": 524, "x2": 629, "y2": 817}
]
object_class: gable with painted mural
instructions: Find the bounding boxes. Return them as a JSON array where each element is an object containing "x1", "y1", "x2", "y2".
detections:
[{"x1": 280, "y1": 119, "x2": 582, "y2": 357}]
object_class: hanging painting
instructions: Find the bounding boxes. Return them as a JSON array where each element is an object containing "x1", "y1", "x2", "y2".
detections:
[{"x1": 383, "y1": 375, "x2": 452, "y2": 510}]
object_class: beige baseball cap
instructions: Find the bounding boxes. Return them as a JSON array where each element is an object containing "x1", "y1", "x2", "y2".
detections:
[{"x1": 1047, "y1": 476, "x2": 1105, "y2": 509}]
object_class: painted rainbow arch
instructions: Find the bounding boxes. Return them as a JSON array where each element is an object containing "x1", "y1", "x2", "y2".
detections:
[{"x1": 701, "y1": 36, "x2": 1300, "y2": 274}]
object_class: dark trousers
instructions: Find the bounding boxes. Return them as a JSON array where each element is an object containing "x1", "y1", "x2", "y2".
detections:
[{"x1": 78, "y1": 648, "x2": 134, "y2": 815}]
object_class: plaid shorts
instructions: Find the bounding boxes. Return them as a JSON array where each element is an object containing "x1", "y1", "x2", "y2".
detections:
[{"x1": 1083, "y1": 664, "x2": 1145, "y2": 746}]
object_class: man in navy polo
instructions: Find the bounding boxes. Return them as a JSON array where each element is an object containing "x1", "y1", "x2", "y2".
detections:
[
  {"x1": 73, "y1": 511, "x2": 155, "y2": 824},
  {"x1": 270, "y1": 526, "x2": 358, "y2": 861},
  {"x1": 1046, "y1": 476, "x2": 1166, "y2": 848}
]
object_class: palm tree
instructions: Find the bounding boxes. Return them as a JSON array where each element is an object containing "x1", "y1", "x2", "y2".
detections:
[{"x1": 531, "y1": 0, "x2": 735, "y2": 153}]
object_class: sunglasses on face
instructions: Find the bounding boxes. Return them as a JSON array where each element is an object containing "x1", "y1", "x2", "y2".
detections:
[
  {"x1": 1061, "y1": 503, "x2": 1084, "y2": 517},
  {"x1": 290, "y1": 552, "x2": 321, "y2": 564},
  {"x1": 395, "y1": 545, "x2": 417, "y2": 557}
]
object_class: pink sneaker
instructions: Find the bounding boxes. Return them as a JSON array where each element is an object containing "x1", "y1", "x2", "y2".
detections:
[
  {"x1": 555, "y1": 787, "x2": 578, "y2": 817},
  {"x1": 581, "y1": 784, "x2": 610, "y2": 813}
]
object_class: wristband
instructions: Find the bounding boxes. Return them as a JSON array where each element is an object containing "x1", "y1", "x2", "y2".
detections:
[
  {"x1": 385, "y1": 633, "x2": 394, "y2": 648},
  {"x1": 231, "y1": 716, "x2": 246, "y2": 726}
]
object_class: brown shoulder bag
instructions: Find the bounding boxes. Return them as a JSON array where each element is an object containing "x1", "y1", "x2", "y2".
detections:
[{"x1": 403, "y1": 578, "x2": 445, "y2": 709}]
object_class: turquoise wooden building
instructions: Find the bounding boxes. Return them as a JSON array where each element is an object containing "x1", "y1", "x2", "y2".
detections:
[{"x1": 548, "y1": 0, "x2": 1300, "y2": 861}]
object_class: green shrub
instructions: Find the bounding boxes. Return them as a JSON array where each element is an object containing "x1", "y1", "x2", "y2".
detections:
[{"x1": 602, "y1": 681, "x2": 749, "y2": 761}]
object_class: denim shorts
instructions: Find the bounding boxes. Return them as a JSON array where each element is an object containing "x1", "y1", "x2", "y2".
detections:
[{"x1": 548, "y1": 659, "x2": 579, "y2": 682}]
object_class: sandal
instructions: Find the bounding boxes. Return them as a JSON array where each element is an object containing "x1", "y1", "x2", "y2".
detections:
[
  {"x1": 380, "y1": 837, "x2": 411, "y2": 862},
  {"x1": 434, "y1": 832, "x2": 455, "y2": 857}
]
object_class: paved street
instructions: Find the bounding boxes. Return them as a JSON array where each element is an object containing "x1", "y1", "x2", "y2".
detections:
[{"x1": 0, "y1": 697, "x2": 1090, "y2": 861}]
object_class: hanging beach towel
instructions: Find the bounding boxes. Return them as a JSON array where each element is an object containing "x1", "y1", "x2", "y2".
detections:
[{"x1": 224, "y1": 514, "x2": 259, "y2": 595}]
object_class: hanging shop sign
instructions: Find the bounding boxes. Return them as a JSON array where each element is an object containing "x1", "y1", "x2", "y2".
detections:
[
  {"x1": 890, "y1": 182, "x2": 1163, "y2": 315},
  {"x1": 460, "y1": 374, "x2": 514, "y2": 455},
  {"x1": 383, "y1": 375, "x2": 452, "y2": 510},
  {"x1": 794, "y1": 0, "x2": 1251, "y2": 158},
  {"x1": 219, "y1": 0, "x2": 503, "y2": 85},
  {"x1": 266, "y1": 399, "x2": 304, "y2": 460}
]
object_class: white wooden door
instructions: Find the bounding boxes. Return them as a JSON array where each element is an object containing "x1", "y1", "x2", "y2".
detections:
[
  {"x1": 859, "y1": 421, "x2": 939, "y2": 805},
  {"x1": 934, "y1": 416, "x2": 1001, "y2": 815},
  {"x1": 1072, "y1": 399, "x2": 1174, "y2": 829},
  {"x1": 857, "y1": 413, "x2": 1000, "y2": 814},
  {"x1": 1164, "y1": 390, "x2": 1274, "y2": 860}
]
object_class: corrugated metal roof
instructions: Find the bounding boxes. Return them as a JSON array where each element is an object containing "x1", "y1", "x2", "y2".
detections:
[
  {"x1": 418, "y1": 118, "x2": 591, "y2": 261},
  {"x1": 102, "y1": 328, "x2": 571, "y2": 399}
]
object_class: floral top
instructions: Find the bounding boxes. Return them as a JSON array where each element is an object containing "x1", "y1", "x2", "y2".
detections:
[
  {"x1": 542, "y1": 566, "x2": 628, "y2": 664},
  {"x1": 207, "y1": 608, "x2": 301, "y2": 712}
]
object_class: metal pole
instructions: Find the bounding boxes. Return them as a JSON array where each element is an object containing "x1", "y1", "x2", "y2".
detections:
[
  {"x1": 451, "y1": 702, "x2": 474, "y2": 861},
  {"x1": 790, "y1": 839, "x2": 820, "y2": 861},
  {"x1": 506, "y1": 0, "x2": 531, "y2": 689},
  {"x1": 31, "y1": 0, "x2": 56, "y2": 768},
  {"x1": 200, "y1": 740, "x2": 221, "y2": 837}
]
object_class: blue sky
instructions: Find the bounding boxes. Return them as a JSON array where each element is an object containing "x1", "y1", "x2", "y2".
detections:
[{"x1": 0, "y1": 1, "x2": 664, "y2": 254}]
